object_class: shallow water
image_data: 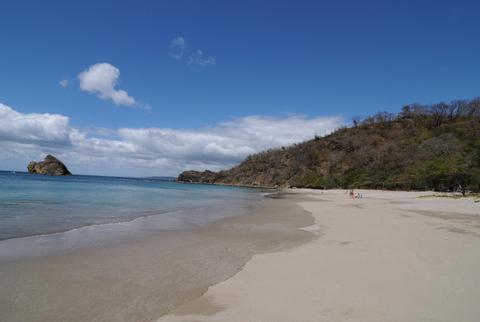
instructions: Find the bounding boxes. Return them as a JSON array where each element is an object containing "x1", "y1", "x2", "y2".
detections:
[
  {"x1": 0, "y1": 196, "x2": 314, "y2": 322},
  {"x1": 0, "y1": 171, "x2": 261, "y2": 241}
]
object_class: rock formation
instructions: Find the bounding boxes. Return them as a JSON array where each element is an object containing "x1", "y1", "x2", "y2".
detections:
[
  {"x1": 177, "y1": 170, "x2": 219, "y2": 183},
  {"x1": 27, "y1": 155, "x2": 72, "y2": 176}
]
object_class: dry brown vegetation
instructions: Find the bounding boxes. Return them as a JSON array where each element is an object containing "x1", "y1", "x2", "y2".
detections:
[{"x1": 179, "y1": 98, "x2": 480, "y2": 193}]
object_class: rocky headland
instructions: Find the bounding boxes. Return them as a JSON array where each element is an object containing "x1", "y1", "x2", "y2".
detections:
[
  {"x1": 177, "y1": 170, "x2": 219, "y2": 184},
  {"x1": 178, "y1": 98, "x2": 480, "y2": 192}
]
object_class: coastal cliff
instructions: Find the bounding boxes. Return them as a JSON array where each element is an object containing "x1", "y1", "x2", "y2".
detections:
[
  {"x1": 178, "y1": 98, "x2": 480, "y2": 192},
  {"x1": 27, "y1": 155, "x2": 72, "y2": 176}
]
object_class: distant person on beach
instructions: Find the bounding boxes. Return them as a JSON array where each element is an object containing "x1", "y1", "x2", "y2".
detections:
[{"x1": 349, "y1": 189, "x2": 354, "y2": 199}]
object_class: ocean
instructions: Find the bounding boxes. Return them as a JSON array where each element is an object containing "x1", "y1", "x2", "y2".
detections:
[{"x1": 0, "y1": 171, "x2": 263, "y2": 259}]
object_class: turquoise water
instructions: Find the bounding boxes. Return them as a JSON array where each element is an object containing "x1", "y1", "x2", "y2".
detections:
[{"x1": 0, "y1": 171, "x2": 262, "y2": 241}]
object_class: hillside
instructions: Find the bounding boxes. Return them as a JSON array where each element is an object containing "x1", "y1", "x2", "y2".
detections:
[{"x1": 178, "y1": 98, "x2": 480, "y2": 193}]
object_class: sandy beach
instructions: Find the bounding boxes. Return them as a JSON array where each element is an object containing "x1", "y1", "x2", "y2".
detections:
[
  {"x1": 0, "y1": 196, "x2": 313, "y2": 322},
  {"x1": 3, "y1": 2, "x2": 480, "y2": 321},
  {"x1": 2, "y1": 189, "x2": 479, "y2": 322},
  {"x1": 158, "y1": 189, "x2": 480, "y2": 322}
]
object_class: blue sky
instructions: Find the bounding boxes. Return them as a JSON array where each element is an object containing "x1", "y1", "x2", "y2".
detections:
[{"x1": 0, "y1": 0, "x2": 479, "y2": 176}]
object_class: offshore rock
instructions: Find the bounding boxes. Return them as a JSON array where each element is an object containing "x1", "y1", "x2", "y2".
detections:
[{"x1": 27, "y1": 155, "x2": 72, "y2": 176}]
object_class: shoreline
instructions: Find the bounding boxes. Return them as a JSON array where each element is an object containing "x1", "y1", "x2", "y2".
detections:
[
  {"x1": 3, "y1": 189, "x2": 479, "y2": 321},
  {"x1": 158, "y1": 189, "x2": 480, "y2": 322},
  {"x1": 0, "y1": 202, "x2": 258, "y2": 262},
  {"x1": 0, "y1": 193, "x2": 315, "y2": 322}
]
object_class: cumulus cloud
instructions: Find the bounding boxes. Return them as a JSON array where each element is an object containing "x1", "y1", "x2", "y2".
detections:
[
  {"x1": 59, "y1": 79, "x2": 69, "y2": 88},
  {"x1": 0, "y1": 103, "x2": 72, "y2": 146},
  {"x1": 171, "y1": 37, "x2": 215, "y2": 67},
  {"x1": 0, "y1": 102, "x2": 343, "y2": 176},
  {"x1": 78, "y1": 63, "x2": 137, "y2": 106}
]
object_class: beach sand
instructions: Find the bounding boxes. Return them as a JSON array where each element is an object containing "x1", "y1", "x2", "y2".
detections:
[
  {"x1": 158, "y1": 189, "x2": 480, "y2": 322},
  {"x1": 0, "y1": 197, "x2": 314, "y2": 322}
]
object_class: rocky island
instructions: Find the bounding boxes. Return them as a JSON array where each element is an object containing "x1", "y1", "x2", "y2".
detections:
[{"x1": 27, "y1": 155, "x2": 72, "y2": 176}]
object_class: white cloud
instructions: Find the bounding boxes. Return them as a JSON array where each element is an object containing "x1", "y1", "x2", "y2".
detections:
[
  {"x1": 171, "y1": 36, "x2": 186, "y2": 60},
  {"x1": 171, "y1": 37, "x2": 215, "y2": 67},
  {"x1": 59, "y1": 79, "x2": 69, "y2": 88},
  {"x1": 188, "y1": 50, "x2": 215, "y2": 67},
  {"x1": 0, "y1": 102, "x2": 343, "y2": 176},
  {"x1": 0, "y1": 103, "x2": 72, "y2": 146},
  {"x1": 78, "y1": 63, "x2": 136, "y2": 107}
]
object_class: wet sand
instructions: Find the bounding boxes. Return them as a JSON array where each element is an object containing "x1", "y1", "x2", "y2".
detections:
[
  {"x1": 0, "y1": 196, "x2": 314, "y2": 322},
  {"x1": 158, "y1": 189, "x2": 480, "y2": 322}
]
